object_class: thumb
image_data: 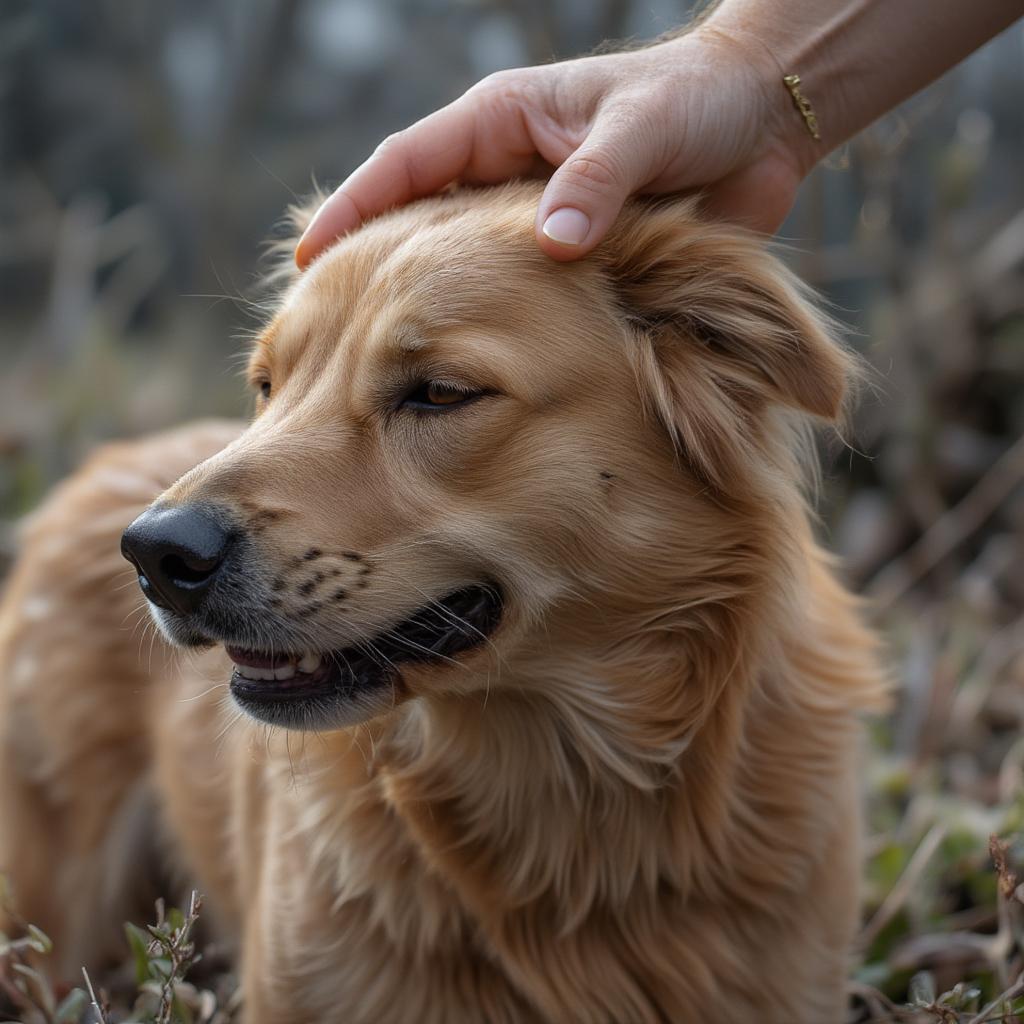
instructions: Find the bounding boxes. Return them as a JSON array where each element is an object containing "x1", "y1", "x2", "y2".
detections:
[{"x1": 535, "y1": 111, "x2": 653, "y2": 261}]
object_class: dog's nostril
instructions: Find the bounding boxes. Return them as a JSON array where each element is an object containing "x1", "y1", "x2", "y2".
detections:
[{"x1": 160, "y1": 552, "x2": 221, "y2": 587}]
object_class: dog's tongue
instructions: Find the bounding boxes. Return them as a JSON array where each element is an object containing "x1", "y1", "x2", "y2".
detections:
[{"x1": 225, "y1": 646, "x2": 288, "y2": 670}]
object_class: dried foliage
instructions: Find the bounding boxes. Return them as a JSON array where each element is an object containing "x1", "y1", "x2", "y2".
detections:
[{"x1": 1, "y1": 886, "x2": 236, "y2": 1024}]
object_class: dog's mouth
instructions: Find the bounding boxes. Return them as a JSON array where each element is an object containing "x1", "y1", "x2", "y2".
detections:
[{"x1": 226, "y1": 583, "x2": 503, "y2": 729}]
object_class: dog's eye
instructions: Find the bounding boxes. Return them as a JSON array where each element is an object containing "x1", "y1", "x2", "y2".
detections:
[
  {"x1": 402, "y1": 381, "x2": 479, "y2": 411},
  {"x1": 257, "y1": 379, "x2": 272, "y2": 401}
]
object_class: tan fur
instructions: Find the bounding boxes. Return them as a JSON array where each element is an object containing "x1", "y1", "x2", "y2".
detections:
[{"x1": 0, "y1": 184, "x2": 885, "y2": 1022}]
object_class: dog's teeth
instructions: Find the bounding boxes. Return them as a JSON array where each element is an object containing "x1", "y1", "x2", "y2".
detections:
[
  {"x1": 236, "y1": 665, "x2": 275, "y2": 681},
  {"x1": 297, "y1": 652, "x2": 322, "y2": 674},
  {"x1": 273, "y1": 663, "x2": 297, "y2": 681}
]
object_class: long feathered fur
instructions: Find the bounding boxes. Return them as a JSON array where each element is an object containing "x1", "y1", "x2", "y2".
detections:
[{"x1": 0, "y1": 183, "x2": 886, "y2": 1023}]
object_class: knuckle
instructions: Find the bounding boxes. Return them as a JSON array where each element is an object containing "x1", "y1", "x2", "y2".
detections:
[
  {"x1": 468, "y1": 68, "x2": 526, "y2": 106},
  {"x1": 374, "y1": 131, "x2": 405, "y2": 155},
  {"x1": 562, "y1": 151, "x2": 625, "y2": 195}
]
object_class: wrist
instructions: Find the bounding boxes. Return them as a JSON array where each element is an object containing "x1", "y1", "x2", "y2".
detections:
[{"x1": 690, "y1": 14, "x2": 826, "y2": 180}]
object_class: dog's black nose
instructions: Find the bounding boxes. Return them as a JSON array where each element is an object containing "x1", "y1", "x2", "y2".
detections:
[{"x1": 121, "y1": 505, "x2": 231, "y2": 615}]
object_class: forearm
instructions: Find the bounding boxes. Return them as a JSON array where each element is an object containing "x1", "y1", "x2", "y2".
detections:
[
  {"x1": 696, "y1": 0, "x2": 1022, "y2": 173},
  {"x1": 295, "y1": 0, "x2": 1020, "y2": 264}
]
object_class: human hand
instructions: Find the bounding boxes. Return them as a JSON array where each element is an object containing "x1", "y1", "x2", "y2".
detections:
[{"x1": 295, "y1": 26, "x2": 812, "y2": 267}]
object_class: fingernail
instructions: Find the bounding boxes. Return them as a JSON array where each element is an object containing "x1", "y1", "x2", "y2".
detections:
[
  {"x1": 541, "y1": 208, "x2": 590, "y2": 246},
  {"x1": 294, "y1": 221, "x2": 320, "y2": 268}
]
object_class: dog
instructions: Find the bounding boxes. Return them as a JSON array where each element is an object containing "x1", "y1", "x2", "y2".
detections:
[{"x1": 0, "y1": 182, "x2": 885, "y2": 1023}]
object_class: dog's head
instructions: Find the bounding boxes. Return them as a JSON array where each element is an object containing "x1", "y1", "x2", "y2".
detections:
[{"x1": 122, "y1": 183, "x2": 851, "y2": 731}]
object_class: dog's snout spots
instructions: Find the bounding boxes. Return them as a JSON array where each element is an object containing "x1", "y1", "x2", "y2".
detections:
[
  {"x1": 267, "y1": 549, "x2": 374, "y2": 614},
  {"x1": 295, "y1": 568, "x2": 339, "y2": 598}
]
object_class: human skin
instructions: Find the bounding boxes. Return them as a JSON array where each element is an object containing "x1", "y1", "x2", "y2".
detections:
[{"x1": 295, "y1": 0, "x2": 1022, "y2": 268}]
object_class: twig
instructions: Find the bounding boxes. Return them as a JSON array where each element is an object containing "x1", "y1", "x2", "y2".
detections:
[
  {"x1": 949, "y1": 611, "x2": 1024, "y2": 747},
  {"x1": 152, "y1": 889, "x2": 203, "y2": 1024},
  {"x1": 867, "y1": 432, "x2": 1024, "y2": 609},
  {"x1": 82, "y1": 966, "x2": 110, "y2": 1024},
  {"x1": 966, "y1": 971, "x2": 1024, "y2": 1024},
  {"x1": 988, "y1": 835, "x2": 1024, "y2": 990},
  {"x1": 848, "y1": 977, "x2": 911, "y2": 1022},
  {"x1": 859, "y1": 824, "x2": 948, "y2": 950}
]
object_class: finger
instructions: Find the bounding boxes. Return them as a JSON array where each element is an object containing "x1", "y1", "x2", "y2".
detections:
[
  {"x1": 296, "y1": 74, "x2": 549, "y2": 269},
  {"x1": 534, "y1": 107, "x2": 657, "y2": 261},
  {"x1": 295, "y1": 101, "x2": 479, "y2": 268}
]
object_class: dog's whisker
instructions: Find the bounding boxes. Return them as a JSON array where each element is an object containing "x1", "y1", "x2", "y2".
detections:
[
  {"x1": 285, "y1": 730, "x2": 299, "y2": 789},
  {"x1": 214, "y1": 704, "x2": 246, "y2": 757},
  {"x1": 399, "y1": 579, "x2": 509, "y2": 674},
  {"x1": 176, "y1": 681, "x2": 226, "y2": 704},
  {"x1": 121, "y1": 601, "x2": 152, "y2": 630}
]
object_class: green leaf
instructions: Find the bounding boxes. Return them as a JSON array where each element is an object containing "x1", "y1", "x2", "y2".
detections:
[
  {"x1": 868, "y1": 842, "x2": 909, "y2": 891},
  {"x1": 55, "y1": 988, "x2": 89, "y2": 1023},
  {"x1": 148, "y1": 956, "x2": 173, "y2": 978},
  {"x1": 854, "y1": 961, "x2": 891, "y2": 989},
  {"x1": 125, "y1": 921, "x2": 154, "y2": 986},
  {"x1": 171, "y1": 993, "x2": 195, "y2": 1024},
  {"x1": 936, "y1": 981, "x2": 982, "y2": 1010},
  {"x1": 909, "y1": 970, "x2": 937, "y2": 1005}
]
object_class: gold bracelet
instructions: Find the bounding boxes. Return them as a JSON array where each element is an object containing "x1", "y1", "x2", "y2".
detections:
[{"x1": 782, "y1": 74, "x2": 821, "y2": 141}]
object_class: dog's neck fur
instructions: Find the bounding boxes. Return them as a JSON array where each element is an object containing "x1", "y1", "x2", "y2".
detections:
[
  {"x1": 368, "y1": 485, "x2": 803, "y2": 897},
  {"x1": 265, "y1": 478, "x2": 880, "y2": 1019},
  {"x1": 379, "y1": 566, "x2": 764, "y2": 900}
]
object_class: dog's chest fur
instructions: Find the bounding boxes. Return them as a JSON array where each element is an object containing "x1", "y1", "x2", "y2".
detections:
[{"x1": 161, "y1": 581, "x2": 878, "y2": 1024}]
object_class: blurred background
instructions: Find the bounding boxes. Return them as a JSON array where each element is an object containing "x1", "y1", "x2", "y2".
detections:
[{"x1": 1, "y1": 0, "x2": 1023, "y2": 1015}]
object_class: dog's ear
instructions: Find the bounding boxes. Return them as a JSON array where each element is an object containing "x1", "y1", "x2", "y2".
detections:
[{"x1": 601, "y1": 198, "x2": 853, "y2": 488}]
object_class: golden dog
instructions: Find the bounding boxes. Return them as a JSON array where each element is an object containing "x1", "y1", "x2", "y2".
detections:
[{"x1": 0, "y1": 183, "x2": 884, "y2": 1022}]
